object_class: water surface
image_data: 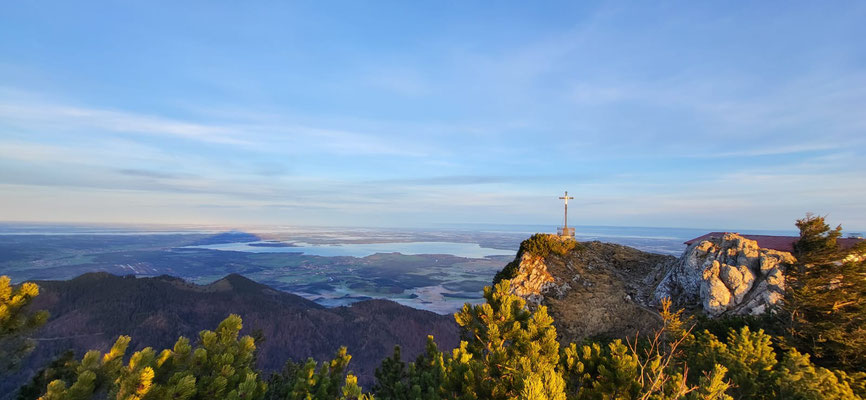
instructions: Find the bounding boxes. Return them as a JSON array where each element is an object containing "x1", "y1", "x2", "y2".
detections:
[{"x1": 184, "y1": 241, "x2": 516, "y2": 258}]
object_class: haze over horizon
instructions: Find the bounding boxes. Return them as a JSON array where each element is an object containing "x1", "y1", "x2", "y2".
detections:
[{"x1": 1, "y1": 1, "x2": 865, "y2": 231}]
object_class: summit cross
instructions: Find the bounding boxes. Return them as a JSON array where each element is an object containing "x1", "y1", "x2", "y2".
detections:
[{"x1": 558, "y1": 191, "x2": 575, "y2": 238}]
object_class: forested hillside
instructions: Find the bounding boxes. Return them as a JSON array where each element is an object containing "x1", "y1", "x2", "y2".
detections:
[{"x1": 1, "y1": 273, "x2": 459, "y2": 398}]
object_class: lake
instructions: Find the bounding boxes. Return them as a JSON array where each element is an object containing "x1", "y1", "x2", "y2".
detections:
[{"x1": 183, "y1": 240, "x2": 517, "y2": 258}]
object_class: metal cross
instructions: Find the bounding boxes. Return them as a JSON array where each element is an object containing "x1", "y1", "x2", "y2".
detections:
[{"x1": 559, "y1": 191, "x2": 574, "y2": 228}]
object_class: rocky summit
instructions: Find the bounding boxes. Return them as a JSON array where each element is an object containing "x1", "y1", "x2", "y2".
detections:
[
  {"x1": 499, "y1": 233, "x2": 799, "y2": 344},
  {"x1": 654, "y1": 233, "x2": 796, "y2": 316},
  {"x1": 497, "y1": 235, "x2": 675, "y2": 344}
]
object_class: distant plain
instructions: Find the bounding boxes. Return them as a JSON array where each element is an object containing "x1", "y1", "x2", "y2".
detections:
[{"x1": 0, "y1": 223, "x2": 797, "y2": 313}]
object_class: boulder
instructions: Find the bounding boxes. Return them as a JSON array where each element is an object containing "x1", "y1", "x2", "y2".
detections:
[{"x1": 654, "y1": 233, "x2": 796, "y2": 316}]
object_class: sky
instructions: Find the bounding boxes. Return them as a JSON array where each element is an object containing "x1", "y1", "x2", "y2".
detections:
[{"x1": 1, "y1": 1, "x2": 864, "y2": 231}]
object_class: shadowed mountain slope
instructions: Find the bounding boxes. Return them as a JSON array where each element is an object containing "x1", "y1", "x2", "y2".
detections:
[{"x1": 4, "y1": 273, "x2": 460, "y2": 398}]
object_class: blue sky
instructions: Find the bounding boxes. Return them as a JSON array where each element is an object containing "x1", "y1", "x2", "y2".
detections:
[{"x1": 1, "y1": 1, "x2": 864, "y2": 231}]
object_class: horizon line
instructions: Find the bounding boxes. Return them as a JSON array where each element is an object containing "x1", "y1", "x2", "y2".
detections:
[{"x1": 0, "y1": 219, "x2": 820, "y2": 236}]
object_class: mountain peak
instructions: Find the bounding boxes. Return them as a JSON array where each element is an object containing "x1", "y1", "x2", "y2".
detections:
[
  {"x1": 497, "y1": 238, "x2": 675, "y2": 344},
  {"x1": 206, "y1": 273, "x2": 269, "y2": 293}
]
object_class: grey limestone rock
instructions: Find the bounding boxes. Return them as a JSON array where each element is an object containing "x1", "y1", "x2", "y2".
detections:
[{"x1": 655, "y1": 233, "x2": 796, "y2": 316}]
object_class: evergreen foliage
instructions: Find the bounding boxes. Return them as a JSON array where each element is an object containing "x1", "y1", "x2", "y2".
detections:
[
  {"x1": 519, "y1": 234, "x2": 577, "y2": 259},
  {"x1": 406, "y1": 336, "x2": 447, "y2": 399},
  {"x1": 36, "y1": 314, "x2": 266, "y2": 400},
  {"x1": 452, "y1": 280, "x2": 566, "y2": 399},
  {"x1": 681, "y1": 326, "x2": 864, "y2": 399},
  {"x1": 783, "y1": 214, "x2": 866, "y2": 371},
  {"x1": 371, "y1": 346, "x2": 409, "y2": 400},
  {"x1": 561, "y1": 298, "x2": 731, "y2": 400},
  {"x1": 358, "y1": 284, "x2": 864, "y2": 400},
  {"x1": 17, "y1": 351, "x2": 78, "y2": 400},
  {"x1": 792, "y1": 213, "x2": 843, "y2": 264},
  {"x1": 493, "y1": 259, "x2": 519, "y2": 285},
  {"x1": 364, "y1": 280, "x2": 567, "y2": 400},
  {"x1": 1, "y1": 275, "x2": 49, "y2": 372},
  {"x1": 264, "y1": 346, "x2": 369, "y2": 400}
]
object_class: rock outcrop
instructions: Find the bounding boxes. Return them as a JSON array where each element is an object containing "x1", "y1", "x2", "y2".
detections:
[
  {"x1": 507, "y1": 252, "x2": 559, "y2": 305},
  {"x1": 499, "y1": 235, "x2": 676, "y2": 344},
  {"x1": 499, "y1": 233, "x2": 800, "y2": 344},
  {"x1": 653, "y1": 233, "x2": 795, "y2": 316}
]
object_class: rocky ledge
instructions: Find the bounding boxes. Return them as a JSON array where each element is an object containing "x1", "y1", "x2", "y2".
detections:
[{"x1": 498, "y1": 233, "x2": 798, "y2": 343}]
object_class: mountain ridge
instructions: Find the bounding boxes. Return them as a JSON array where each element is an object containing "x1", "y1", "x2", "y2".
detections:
[{"x1": 3, "y1": 272, "x2": 460, "y2": 399}]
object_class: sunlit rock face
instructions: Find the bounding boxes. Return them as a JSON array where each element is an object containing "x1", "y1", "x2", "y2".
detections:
[
  {"x1": 508, "y1": 252, "x2": 559, "y2": 306},
  {"x1": 654, "y1": 233, "x2": 796, "y2": 316}
]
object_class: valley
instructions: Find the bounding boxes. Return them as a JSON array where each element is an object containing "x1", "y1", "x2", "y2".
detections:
[
  {"x1": 0, "y1": 224, "x2": 716, "y2": 314},
  {"x1": 0, "y1": 224, "x2": 793, "y2": 314}
]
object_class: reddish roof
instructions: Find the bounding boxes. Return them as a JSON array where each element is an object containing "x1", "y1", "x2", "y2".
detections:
[{"x1": 684, "y1": 232, "x2": 864, "y2": 253}]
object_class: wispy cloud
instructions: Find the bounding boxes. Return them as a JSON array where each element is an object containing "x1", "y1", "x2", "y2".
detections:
[
  {"x1": 565, "y1": 72, "x2": 866, "y2": 146},
  {"x1": 0, "y1": 103, "x2": 246, "y2": 145},
  {"x1": 685, "y1": 143, "x2": 843, "y2": 159},
  {"x1": 115, "y1": 168, "x2": 190, "y2": 180},
  {"x1": 366, "y1": 175, "x2": 573, "y2": 186},
  {"x1": 0, "y1": 96, "x2": 429, "y2": 157}
]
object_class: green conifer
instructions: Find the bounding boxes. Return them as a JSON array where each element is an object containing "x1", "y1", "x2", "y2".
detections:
[
  {"x1": 451, "y1": 279, "x2": 566, "y2": 400},
  {"x1": 776, "y1": 349, "x2": 861, "y2": 399},
  {"x1": 372, "y1": 346, "x2": 409, "y2": 400},
  {"x1": 792, "y1": 213, "x2": 843, "y2": 264},
  {"x1": 17, "y1": 351, "x2": 78, "y2": 400},
  {"x1": 37, "y1": 314, "x2": 266, "y2": 400},
  {"x1": 784, "y1": 214, "x2": 866, "y2": 371},
  {"x1": 1, "y1": 276, "x2": 49, "y2": 372},
  {"x1": 406, "y1": 336, "x2": 446, "y2": 400},
  {"x1": 264, "y1": 346, "x2": 371, "y2": 400}
]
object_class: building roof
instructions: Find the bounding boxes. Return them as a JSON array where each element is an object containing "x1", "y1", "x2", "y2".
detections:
[{"x1": 683, "y1": 232, "x2": 864, "y2": 253}]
